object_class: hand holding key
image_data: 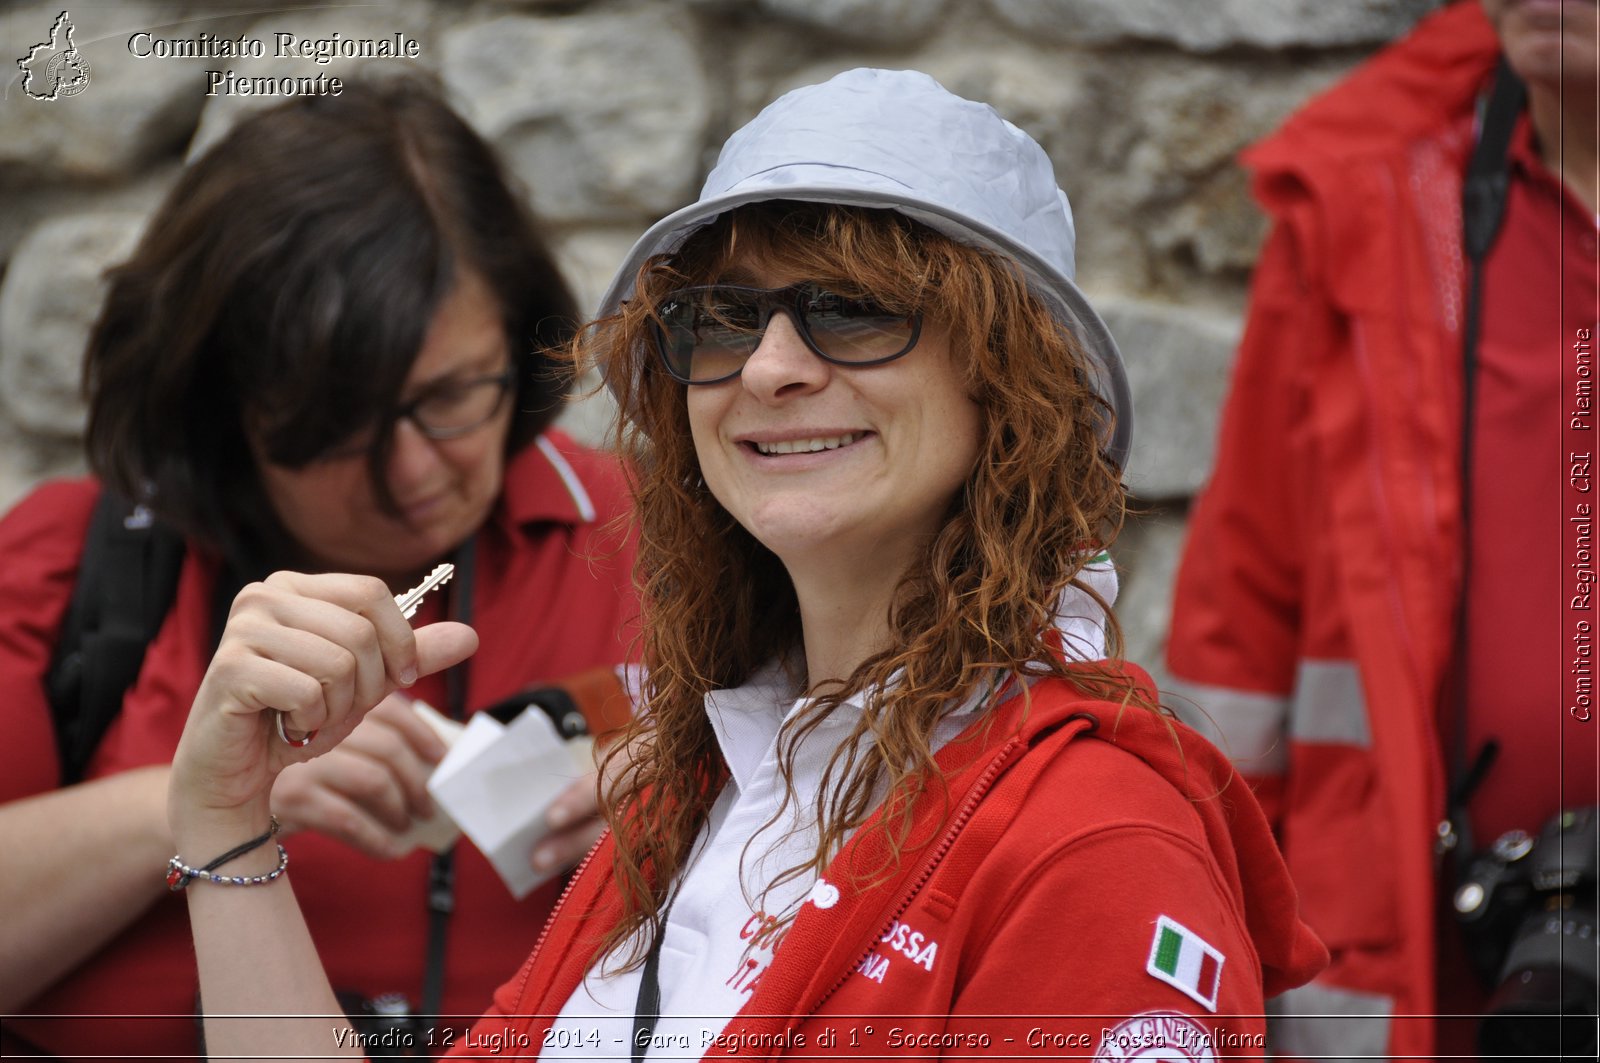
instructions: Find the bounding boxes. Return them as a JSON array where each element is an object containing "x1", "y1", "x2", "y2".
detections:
[
  {"x1": 274, "y1": 564, "x2": 455, "y2": 747},
  {"x1": 169, "y1": 570, "x2": 478, "y2": 842}
]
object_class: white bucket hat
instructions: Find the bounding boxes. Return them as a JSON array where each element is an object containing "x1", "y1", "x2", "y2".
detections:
[{"x1": 598, "y1": 67, "x2": 1131, "y2": 469}]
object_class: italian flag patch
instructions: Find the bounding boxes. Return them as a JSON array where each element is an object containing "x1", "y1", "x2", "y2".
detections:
[{"x1": 1145, "y1": 915, "x2": 1224, "y2": 1012}]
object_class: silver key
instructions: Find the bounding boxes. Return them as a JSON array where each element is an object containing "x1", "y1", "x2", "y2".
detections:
[{"x1": 395, "y1": 562, "x2": 455, "y2": 620}]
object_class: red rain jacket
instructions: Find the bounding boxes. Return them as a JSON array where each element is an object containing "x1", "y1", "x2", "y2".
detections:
[{"x1": 1167, "y1": 5, "x2": 1507, "y2": 1058}]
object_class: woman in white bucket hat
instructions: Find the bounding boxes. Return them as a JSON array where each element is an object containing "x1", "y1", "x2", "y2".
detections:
[{"x1": 169, "y1": 68, "x2": 1324, "y2": 1059}]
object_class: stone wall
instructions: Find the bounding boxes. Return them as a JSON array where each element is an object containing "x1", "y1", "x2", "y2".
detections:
[{"x1": 0, "y1": 0, "x2": 1443, "y2": 682}]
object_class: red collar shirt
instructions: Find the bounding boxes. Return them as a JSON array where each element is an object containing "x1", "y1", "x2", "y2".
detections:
[{"x1": 1461, "y1": 115, "x2": 1600, "y2": 847}]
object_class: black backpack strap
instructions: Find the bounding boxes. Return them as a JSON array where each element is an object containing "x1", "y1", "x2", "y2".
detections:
[{"x1": 44, "y1": 488, "x2": 186, "y2": 786}]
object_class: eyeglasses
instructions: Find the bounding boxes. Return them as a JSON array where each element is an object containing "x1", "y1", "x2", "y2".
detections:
[
  {"x1": 651, "y1": 282, "x2": 922, "y2": 385},
  {"x1": 395, "y1": 366, "x2": 515, "y2": 439},
  {"x1": 320, "y1": 367, "x2": 515, "y2": 460}
]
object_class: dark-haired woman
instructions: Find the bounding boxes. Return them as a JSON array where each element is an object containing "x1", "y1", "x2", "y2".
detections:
[
  {"x1": 0, "y1": 81, "x2": 637, "y2": 1060},
  {"x1": 165, "y1": 69, "x2": 1325, "y2": 1059}
]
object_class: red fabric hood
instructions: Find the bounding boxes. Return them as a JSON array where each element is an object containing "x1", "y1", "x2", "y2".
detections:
[
  {"x1": 1072, "y1": 669, "x2": 1329, "y2": 996},
  {"x1": 1242, "y1": 3, "x2": 1498, "y2": 310},
  {"x1": 1247, "y1": 2, "x2": 1498, "y2": 191}
]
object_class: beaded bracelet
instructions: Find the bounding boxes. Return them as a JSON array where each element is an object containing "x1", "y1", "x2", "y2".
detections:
[
  {"x1": 166, "y1": 844, "x2": 288, "y2": 889},
  {"x1": 166, "y1": 816, "x2": 287, "y2": 891}
]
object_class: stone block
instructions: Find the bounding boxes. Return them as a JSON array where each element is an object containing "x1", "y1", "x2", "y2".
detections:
[
  {"x1": 757, "y1": 0, "x2": 951, "y2": 42},
  {"x1": 1118, "y1": 57, "x2": 1349, "y2": 182},
  {"x1": 550, "y1": 226, "x2": 637, "y2": 447},
  {"x1": 186, "y1": 2, "x2": 438, "y2": 159},
  {"x1": 0, "y1": 167, "x2": 175, "y2": 278},
  {"x1": 441, "y1": 9, "x2": 711, "y2": 223},
  {"x1": 554, "y1": 226, "x2": 649, "y2": 320},
  {"x1": 1, "y1": 2, "x2": 208, "y2": 180},
  {"x1": 1097, "y1": 295, "x2": 1240, "y2": 499},
  {"x1": 1081, "y1": 55, "x2": 1348, "y2": 288},
  {"x1": 0, "y1": 213, "x2": 148, "y2": 438},
  {"x1": 1143, "y1": 169, "x2": 1268, "y2": 280},
  {"x1": 989, "y1": 0, "x2": 1437, "y2": 52},
  {"x1": 1111, "y1": 506, "x2": 1188, "y2": 694}
]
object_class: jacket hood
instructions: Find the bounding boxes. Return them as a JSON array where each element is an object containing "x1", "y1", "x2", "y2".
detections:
[
  {"x1": 1048, "y1": 669, "x2": 1330, "y2": 997},
  {"x1": 1246, "y1": 2, "x2": 1498, "y2": 194},
  {"x1": 597, "y1": 67, "x2": 1132, "y2": 471},
  {"x1": 1240, "y1": 2, "x2": 1497, "y2": 312},
  {"x1": 487, "y1": 661, "x2": 1326, "y2": 1032},
  {"x1": 725, "y1": 664, "x2": 1327, "y2": 1020}
]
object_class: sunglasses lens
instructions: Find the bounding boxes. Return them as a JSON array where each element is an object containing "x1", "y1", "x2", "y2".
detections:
[
  {"x1": 653, "y1": 284, "x2": 919, "y2": 384},
  {"x1": 657, "y1": 289, "x2": 762, "y2": 383},
  {"x1": 798, "y1": 286, "x2": 917, "y2": 364}
]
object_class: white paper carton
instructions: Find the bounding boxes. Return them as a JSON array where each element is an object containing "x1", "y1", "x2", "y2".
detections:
[{"x1": 425, "y1": 706, "x2": 594, "y2": 898}]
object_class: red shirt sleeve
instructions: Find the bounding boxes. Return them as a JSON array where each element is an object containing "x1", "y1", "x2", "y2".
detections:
[{"x1": 0, "y1": 479, "x2": 99, "y2": 798}]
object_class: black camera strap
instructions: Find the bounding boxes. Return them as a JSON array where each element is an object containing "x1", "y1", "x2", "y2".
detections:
[
  {"x1": 419, "y1": 534, "x2": 476, "y2": 1030},
  {"x1": 1441, "y1": 57, "x2": 1525, "y2": 867}
]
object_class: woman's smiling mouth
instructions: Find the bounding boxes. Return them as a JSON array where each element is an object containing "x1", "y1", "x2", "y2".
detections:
[{"x1": 750, "y1": 432, "x2": 864, "y2": 456}]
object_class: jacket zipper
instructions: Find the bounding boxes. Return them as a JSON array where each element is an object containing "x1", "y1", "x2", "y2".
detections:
[
  {"x1": 509, "y1": 828, "x2": 611, "y2": 1007},
  {"x1": 806, "y1": 736, "x2": 1025, "y2": 1015}
]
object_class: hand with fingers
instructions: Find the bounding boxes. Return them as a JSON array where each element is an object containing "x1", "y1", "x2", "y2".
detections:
[
  {"x1": 531, "y1": 773, "x2": 606, "y2": 878},
  {"x1": 529, "y1": 730, "x2": 646, "y2": 877},
  {"x1": 271, "y1": 694, "x2": 450, "y2": 860},
  {"x1": 168, "y1": 571, "x2": 478, "y2": 847}
]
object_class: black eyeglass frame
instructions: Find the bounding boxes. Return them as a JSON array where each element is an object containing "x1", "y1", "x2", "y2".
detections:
[
  {"x1": 650, "y1": 282, "x2": 924, "y2": 386},
  {"x1": 318, "y1": 367, "x2": 517, "y2": 461},
  {"x1": 399, "y1": 366, "x2": 516, "y2": 439}
]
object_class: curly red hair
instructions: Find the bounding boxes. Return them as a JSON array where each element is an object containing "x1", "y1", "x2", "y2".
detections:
[{"x1": 574, "y1": 202, "x2": 1137, "y2": 964}]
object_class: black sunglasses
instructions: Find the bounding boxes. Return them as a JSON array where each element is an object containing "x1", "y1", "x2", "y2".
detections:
[{"x1": 651, "y1": 282, "x2": 923, "y2": 385}]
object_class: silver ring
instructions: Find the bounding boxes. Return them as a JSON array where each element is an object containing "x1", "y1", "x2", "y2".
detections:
[{"x1": 274, "y1": 711, "x2": 317, "y2": 749}]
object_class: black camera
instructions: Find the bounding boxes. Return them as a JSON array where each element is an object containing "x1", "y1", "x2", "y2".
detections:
[
  {"x1": 1452, "y1": 807, "x2": 1599, "y2": 1058},
  {"x1": 334, "y1": 990, "x2": 426, "y2": 1059}
]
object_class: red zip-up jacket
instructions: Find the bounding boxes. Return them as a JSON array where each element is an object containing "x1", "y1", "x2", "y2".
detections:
[
  {"x1": 448, "y1": 666, "x2": 1326, "y2": 1060},
  {"x1": 1165, "y1": 6, "x2": 1549, "y2": 1059}
]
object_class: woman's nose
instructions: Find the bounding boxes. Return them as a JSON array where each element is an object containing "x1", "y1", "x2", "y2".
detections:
[
  {"x1": 737, "y1": 311, "x2": 829, "y2": 401},
  {"x1": 385, "y1": 415, "x2": 446, "y2": 487}
]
